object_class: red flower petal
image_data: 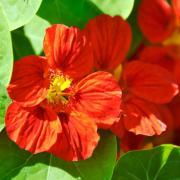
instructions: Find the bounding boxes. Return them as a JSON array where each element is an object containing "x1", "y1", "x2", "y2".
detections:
[
  {"x1": 85, "y1": 14, "x2": 131, "y2": 71},
  {"x1": 123, "y1": 97, "x2": 166, "y2": 136},
  {"x1": 72, "y1": 71, "x2": 122, "y2": 129},
  {"x1": 123, "y1": 61, "x2": 178, "y2": 104},
  {"x1": 138, "y1": 0, "x2": 174, "y2": 42},
  {"x1": 44, "y1": 24, "x2": 93, "y2": 80},
  {"x1": 7, "y1": 56, "x2": 48, "y2": 107},
  {"x1": 173, "y1": 0, "x2": 180, "y2": 21},
  {"x1": 5, "y1": 102, "x2": 61, "y2": 153},
  {"x1": 48, "y1": 111, "x2": 99, "y2": 161}
]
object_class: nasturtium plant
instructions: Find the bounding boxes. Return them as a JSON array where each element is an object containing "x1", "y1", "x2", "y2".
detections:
[
  {"x1": 112, "y1": 145, "x2": 180, "y2": 180},
  {"x1": 0, "y1": 0, "x2": 180, "y2": 179}
]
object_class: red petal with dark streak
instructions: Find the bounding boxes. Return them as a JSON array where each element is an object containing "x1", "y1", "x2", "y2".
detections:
[
  {"x1": 138, "y1": 0, "x2": 174, "y2": 42},
  {"x1": 72, "y1": 71, "x2": 122, "y2": 129},
  {"x1": 5, "y1": 102, "x2": 61, "y2": 153},
  {"x1": 7, "y1": 56, "x2": 48, "y2": 107},
  {"x1": 44, "y1": 24, "x2": 93, "y2": 80},
  {"x1": 123, "y1": 61, "x2": 178, "y2": 104},
  {"x1": 85, "y1": 14, "x2": 131, "y2": 71},
  {"x1": 48, "y1": 111, "x2": 99, "y2": 161},
  {"x1": 123, "y1": 97, "x2": 166, "y2": 136}
]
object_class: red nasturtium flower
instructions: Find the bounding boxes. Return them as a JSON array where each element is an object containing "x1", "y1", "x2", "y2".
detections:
[
  {"x1": 5, "y1": 24, "x2": 122, "y2": 161},
  {"x1": 84, "y1": 14, "x2": 179, "y2": 150},
  {"x1": 138, "y1": 0, "x2": 180, "y2": 47},
  {"x1": 137, "y1": 45, "x2": 180, "y2": 145},
  {"x1": 111, "y1": 61, "x2": 178, "y2": 137}
]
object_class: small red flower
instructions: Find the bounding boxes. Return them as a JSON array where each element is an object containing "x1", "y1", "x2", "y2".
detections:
[
  {"x1": 84, "y1": 14, "x2": 178, "y2": 141},
  {"x1": 111, "y1": 61, "x2": 178, "y2": 138},
  {"x1": 6, "y1": 24, "x2": 122, "y2": 161},
  {"x1": 135, "y1": 45, "x2": 180, "y2": 148},
  {"x1": 138, "y1": 0, "x2": 180, "y2": 46}
]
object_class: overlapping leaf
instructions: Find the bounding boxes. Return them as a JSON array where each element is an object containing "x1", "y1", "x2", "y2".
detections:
[{"x1": 0, "y1": 131, "x2": 117, "y2": 180}]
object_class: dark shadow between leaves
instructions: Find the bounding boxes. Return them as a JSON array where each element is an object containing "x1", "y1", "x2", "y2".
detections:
[{"x1": 11, "y1": 28, "x2": 35, "y2": 61}]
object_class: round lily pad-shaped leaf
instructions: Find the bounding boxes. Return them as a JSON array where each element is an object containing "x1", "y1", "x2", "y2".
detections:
[
  {"x1": 0, "y1": 0, "x2": 42, "y2": 31},
  {"x1": 112, "y1": 145, "x2": 180, "y2": 180}
]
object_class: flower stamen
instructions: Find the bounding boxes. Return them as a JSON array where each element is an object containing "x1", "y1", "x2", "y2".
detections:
[{"x1": 47, "y1": 75, "x2": 72, "y2": 104}]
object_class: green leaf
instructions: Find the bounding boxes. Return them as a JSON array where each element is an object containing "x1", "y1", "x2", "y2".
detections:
[
  {"x1": 0, "y1": 84, "x2": 11, "y2": 132},
  {"x1": 112, "y1": 145, "x2": 180, "y2": 180},
  {"x1": 37, "y1": 0, "x2": 102, "y2": 28},
  {"x1": 0, "y1": 5, "x2": 13, "y2": 86},
  {"x1": 24, "y1": 15, "x2": 50, "y2": 55},
  {"x1": 0, "y1": 131, "x2": 117, "y2": 180},
  {"x1": 89, "y1": 0, "x2": 134, "y2": 19},
  {"x1": 38, "y1": 0, "x2": 134, "y2": 29},
  {"x1": 0, "y1": 0, "x2": 42, "y2": 31}
]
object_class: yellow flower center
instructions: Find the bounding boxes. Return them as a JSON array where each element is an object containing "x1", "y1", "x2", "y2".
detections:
[
  {"x1": 47, "y1": 75, "x2": 72, "y2": 105},
  {"x1": 163, "y1": 28, "x2": 180, "y2": 46}
]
